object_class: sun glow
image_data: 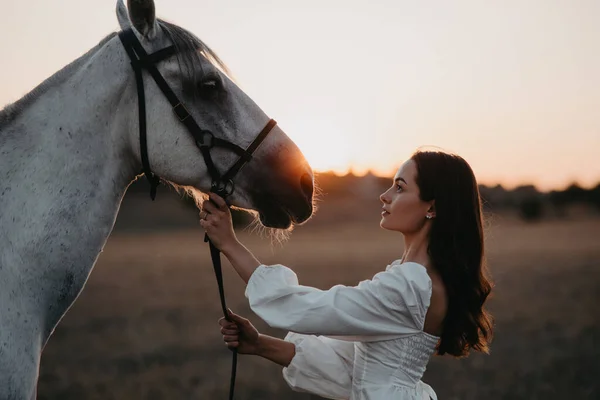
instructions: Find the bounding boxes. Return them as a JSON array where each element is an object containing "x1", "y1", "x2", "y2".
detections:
[
  {"x1": 285, "y1": 118, "x2": 355, "y2": 175},
  {"x1": 285, "y1": 117, "x2": 401, "y2": 179},
  {"x1": 294, "y1": 134, "x2": 351, "y2": 175},
  {"x1": 291, "y1": 132, "x2": 398, "y2": 178}
]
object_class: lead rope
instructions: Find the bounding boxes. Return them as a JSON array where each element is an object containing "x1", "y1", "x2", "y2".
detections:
[{"x1": 204, "y1": 192, "x2": 237, "y2": 400}]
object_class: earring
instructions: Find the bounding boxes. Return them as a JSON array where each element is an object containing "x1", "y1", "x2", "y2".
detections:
[{"x1": 426, "y1": 215, "x2": 432, "y2": 219}]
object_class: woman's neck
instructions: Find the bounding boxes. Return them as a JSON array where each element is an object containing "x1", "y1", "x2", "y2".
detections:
[{"x1": 401, "y1": 226, "x2": 432, "y2": 270}]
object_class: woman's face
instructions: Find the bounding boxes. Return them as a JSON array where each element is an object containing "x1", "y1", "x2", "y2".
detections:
[{"x1": 379, "y1": 160, "x2": 434, "y2": 233}]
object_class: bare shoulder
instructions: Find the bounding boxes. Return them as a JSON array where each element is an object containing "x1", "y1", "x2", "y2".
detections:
[{"x1": 423, "y1": 269, "x2": 448, "y2": 337}]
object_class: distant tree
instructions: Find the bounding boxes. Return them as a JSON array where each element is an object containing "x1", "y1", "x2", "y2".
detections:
[
  {"x1": 547, "y1": 183, "x2": 600, "y2": 216},
  {"x1": 519, "y1": 197, "x2": 544, "y2": 222},
  {"x1": 478, "y1": 185, "x2": 494, "y2": 212},
  {"x1": 548, "y1": 190, "x2": 568, "y2": 217},
  {"x1": 478, "y1": 184, "x2": 511, "y2": 211},
  {"x1": 563, "y1": 183, "x2": 587, "y2": 203},
  {"x1": 589, "y1": 183, "x2": 600, "y2": 212},
  {"x1": 512, "y1": 184, "x2": 541, "y2": 210}
]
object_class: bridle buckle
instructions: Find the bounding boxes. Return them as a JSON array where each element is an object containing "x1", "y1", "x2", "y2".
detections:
[
  {"x1": 211, "y1": 179, "x2": 235, "y2": 197},
  {"x1": 173, "y1": 102, "x2": 190, "y2": 122},
  {"x1": 195, "y1": 130, "x2": 215, "y2": 149}
]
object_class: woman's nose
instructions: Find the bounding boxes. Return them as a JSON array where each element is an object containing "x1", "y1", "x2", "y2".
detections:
[{"x1": 380, "y1": 191, "x2": 390, "y2": 204}]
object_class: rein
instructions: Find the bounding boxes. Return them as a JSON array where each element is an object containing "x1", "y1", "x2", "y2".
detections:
[{"x1": 118, "y1": 28, "x2": 277, "y2": 400}]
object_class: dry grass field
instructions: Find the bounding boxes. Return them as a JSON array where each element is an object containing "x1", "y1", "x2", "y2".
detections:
[{"x1": 36, "y1": 195, "x2": 600, "y2": 399}]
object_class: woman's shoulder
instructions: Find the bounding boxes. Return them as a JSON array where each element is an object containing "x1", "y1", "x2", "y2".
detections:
[
  {"x1": 387, "y1": 261, "x2": 447, "y2": 336},
  {"x1": 373, "y1": 260, "x2": 433, "y2": 299},
  {"x1": 366, "y1": 261, "x2": 435, "y2": 329},
  {"x1": 385, "y1": 260, "x2": 431, "y2": 283}
]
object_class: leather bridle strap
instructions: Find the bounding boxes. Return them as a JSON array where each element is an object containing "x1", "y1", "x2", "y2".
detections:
[
  {"x1": 118, "y1": 29, "x2": 273, "y2": 198},
  {"x1": 221, "y1": 119, "x2": 276, "y2": 183},
  {"x1": 119, "y1": 29, "x2": 161, "y2": 199},
  {"x1": 118, "y1": 28, "x2": 277, "y2": 400}
]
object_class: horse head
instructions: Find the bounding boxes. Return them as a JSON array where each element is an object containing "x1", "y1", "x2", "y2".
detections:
[{"x1": 116, "y1": 0, "x2": 314, "y2": 229}]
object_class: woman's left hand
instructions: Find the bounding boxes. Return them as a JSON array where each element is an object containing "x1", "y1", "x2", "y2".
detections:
[{"x1": 200, "y1": 193, "x2": 238, "y2": 251}]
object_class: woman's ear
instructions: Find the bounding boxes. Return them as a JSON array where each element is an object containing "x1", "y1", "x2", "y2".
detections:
[{"x1": 427, "y1": 201, "x2": 436, "y2": 219}]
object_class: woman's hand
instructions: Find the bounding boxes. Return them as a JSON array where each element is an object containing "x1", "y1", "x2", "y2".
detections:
[
  {"x1": 200, "y1": 193, "x2": 239, "y2": 251},
  {"x1": 201, "y1": 193, "x2": 261, "y2": 283},
  {"x1": 220, "y1": 311, "x2": 298, "y2": 366},
  {"x1": 219, "y1": 311, "x2": 261, "y2": 355}
]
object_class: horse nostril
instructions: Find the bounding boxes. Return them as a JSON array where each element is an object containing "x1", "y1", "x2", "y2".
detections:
[{"x1": 300, "y1": 173, "x2": 314, "y2": 199}]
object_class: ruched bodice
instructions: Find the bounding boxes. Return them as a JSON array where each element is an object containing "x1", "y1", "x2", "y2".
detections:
[{"x1": 354, "y1": 333, "x2": 438, "y2": 388}]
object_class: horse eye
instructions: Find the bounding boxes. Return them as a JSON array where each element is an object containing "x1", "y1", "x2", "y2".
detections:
[
  {"x1": 203, "y1": 79, "x2": 218, "y2": 89},
  {"x1": 198, "y1": 75, "x2": 223, "y2": 99}
]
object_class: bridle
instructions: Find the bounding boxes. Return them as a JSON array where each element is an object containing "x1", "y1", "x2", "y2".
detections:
[
  {"x1": 118, "y1": 29, "x2": 276, "y2": 201},
  {"x1": 118, "y1": 28, "x2": 276, "y2": 400}
]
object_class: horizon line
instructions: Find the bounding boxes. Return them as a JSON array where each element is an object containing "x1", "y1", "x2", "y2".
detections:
[{"x1": 314, "y1": 168, "x2": 600, "y2": 193}]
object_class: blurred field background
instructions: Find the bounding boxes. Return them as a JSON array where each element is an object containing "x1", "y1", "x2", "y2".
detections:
[{"x1": 36, "y1": 174, "x2": 599, "y2": 400}]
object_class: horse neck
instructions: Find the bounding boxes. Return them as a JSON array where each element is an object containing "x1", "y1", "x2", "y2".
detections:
[{"x1": 0, "y1": 34, "x2": 139, "y2": 269}]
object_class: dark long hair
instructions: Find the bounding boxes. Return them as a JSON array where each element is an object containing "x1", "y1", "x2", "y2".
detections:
[{"x1": 411, "y1": 150, "x2": 494, "y2": 357}]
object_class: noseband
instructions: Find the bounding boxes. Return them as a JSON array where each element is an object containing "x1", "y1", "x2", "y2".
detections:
[{"x1": 118, "y1": 28, "x2": 275, "y2": 400}]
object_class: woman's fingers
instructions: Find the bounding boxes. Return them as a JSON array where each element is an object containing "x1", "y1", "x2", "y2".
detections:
[
  {"x1": 202, "y1": 195, "x2": 229, "y2": 216},
  {"x1": 219, "y1": 317, "x2": 238, "y2": 328},
  {"x1": 202, "y1": 199, "x2": 218, "y2": 214},
  {"x1": 218, "y1": 311, "x2": 249, "y2": 351},
  {"x1": 218, "y1": 313, "x2": 249, "y2": 340},
  {"x1": 221, "y1": 324, "x2": 239, "y2": 331},
  {"x1": 224, "y1": 332, "x2": 240, "y2": 349},
  {"x1": 227, "y1": 311, "x2": 249, "y2": 326},
  {"x1": 209, "y1": 193, "x2": 228, "y2": 210},
  {"x1": 220, "y1": 327, "x2": 239, "y2": 335},
  {"x1": 218, "y1": 317, "x2": 242, "y2": 342},
  {"x1": 224, "y1": 311, "x2": 250, "y2": 329},
  {"x1": 223, "y1": 334, "x2": 239, "y2": 342},
  {"x1": 227, "y1": 311, "x2": 242, "y2": 320}
]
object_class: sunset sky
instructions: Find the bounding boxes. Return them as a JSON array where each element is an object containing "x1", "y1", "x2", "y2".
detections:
[{"x1": 1, "y1": 0, "x2": 599, "y2": 191}]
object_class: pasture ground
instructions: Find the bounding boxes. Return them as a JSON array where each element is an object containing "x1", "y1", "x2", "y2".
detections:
[{"x1": 37, "y1": 198, "x2": 600, "y2": 399}]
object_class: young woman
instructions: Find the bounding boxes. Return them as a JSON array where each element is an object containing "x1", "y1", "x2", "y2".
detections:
[{"x1": 201, "y1": 150, "x2": 494, "y2": 400}]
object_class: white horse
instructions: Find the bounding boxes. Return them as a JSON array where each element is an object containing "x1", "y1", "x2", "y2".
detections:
[{"x1": 0, "y1": 1, "x2": 314, "y2": 398}]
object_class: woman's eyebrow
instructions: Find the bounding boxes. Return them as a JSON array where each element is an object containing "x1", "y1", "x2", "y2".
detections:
[{"x1": 394, "y1": 177, "x2": 407, "y2": 185}]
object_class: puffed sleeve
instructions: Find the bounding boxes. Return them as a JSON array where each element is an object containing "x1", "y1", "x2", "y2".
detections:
[
  {"x1": 245, "y1": 261, "x2": 432, "y2": 337},
  {"x1": 281, "y1": 333, "x2": 354, "y2": 399}
]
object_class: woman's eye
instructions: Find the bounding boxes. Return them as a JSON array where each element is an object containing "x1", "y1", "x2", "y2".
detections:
[{"x1": 396, "y1": 184, "x2": 403, "y2": 192}]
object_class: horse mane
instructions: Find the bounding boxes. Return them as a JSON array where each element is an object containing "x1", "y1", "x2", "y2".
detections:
[
  {"x1": 0, "y1": 33, "x2": 118, "y2": 131},
  {"x1": 0, "y1": 20, "x2": 230, "y2": 131},
  {"x1": 156, "y1": 19, "x2": 232, "y2": 92}
]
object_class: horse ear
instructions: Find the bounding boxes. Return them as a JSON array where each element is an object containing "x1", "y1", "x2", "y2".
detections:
[
  {"x1": 116, "y1": 0, "x2": 131, "y2": 31},
  {"x1": 126, "y1": 0, "x2": 158, "y2": 38}
]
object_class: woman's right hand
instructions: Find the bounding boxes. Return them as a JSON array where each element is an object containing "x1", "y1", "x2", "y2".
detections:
[{"x1": 219, "y1": 311, "x2": 261, "y2": 355}]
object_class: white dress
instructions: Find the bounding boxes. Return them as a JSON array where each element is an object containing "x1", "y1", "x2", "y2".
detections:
[{"x1": 244, "y1": 260, "x2": 440, "y2": 400}]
